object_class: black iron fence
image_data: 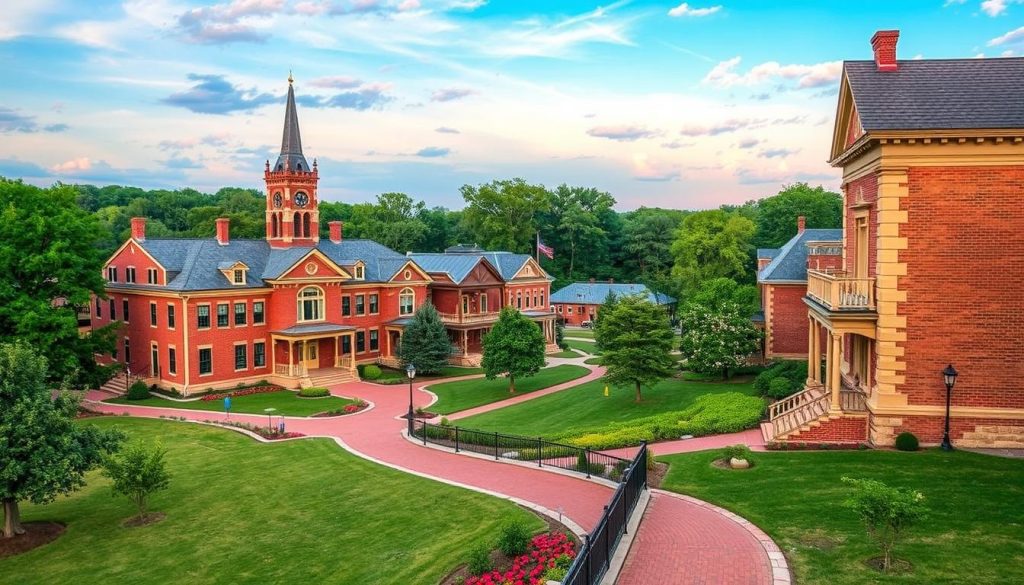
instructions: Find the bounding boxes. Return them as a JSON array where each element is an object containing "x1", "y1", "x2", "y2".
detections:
[
  {"x1": 412, "y1": 420, "x2": 631, "y2": 482},
  {"x1": 411, "y1": 420, "x2": 649, "y2": 585}
]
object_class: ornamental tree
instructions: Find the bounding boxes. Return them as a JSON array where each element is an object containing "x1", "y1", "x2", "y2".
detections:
[
  {"x1": 842, "y1": 477, "x2": 928, "y2": 573},
  {"x1": 0, "y1": 341, "x2": 123, "y2": 538},
  {"x1": 397, "y1": 303, "x2": 451, "y2": 375},
  {"x1": 481, "y1": 307, "x2": 546, "y2": 393},
  {"x1": 678, "y1": 302, "x2": 762, "y2": 380},
  {"x1": 103, "y1": 442, "x2": 171, "y2": 524},
  {"x1": 594, "y1": 295, "x2": 676, "y2": 402}
]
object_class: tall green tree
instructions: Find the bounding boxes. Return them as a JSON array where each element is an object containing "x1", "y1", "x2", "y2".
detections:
[
  {"x1": 103, "y1": 442, "x2": 171, "y2": 524},
  {"x1": 671, "y1": 209, "x2": 756, "y2": 296},
  {"x1": 0, "y1": 179, "x2": 120, "y2": 387},
  {"x1": 481, "y1": 307, "x2": 546, "y2": 393},
  {"x1": 1, "y1": 341, "x2": 123, "y2": 538},
  {"x1": 594, "y1": 295, "x2": 676, "y2": 402},
  {"x1": 540, "y1": 185, "x2": 615, "y2": 280},
  {"x1": 690, "y1": 277, "x2": 760, "y2": 315},
  {"x1": 678, "y1": 302, "x2": 762, "y2": 379},
  {"x1": 460, "y1": 179, "x2": 550, "y2": 252},
  {"x1": 397, "y1": 303, "x2": 452, "y2": 375},
  {"x1": 622, "y1": 208, "x2": 684, "y2": 281},
  {"x1": 753, "y1": 183, "x2": 842, "y2": 249}
]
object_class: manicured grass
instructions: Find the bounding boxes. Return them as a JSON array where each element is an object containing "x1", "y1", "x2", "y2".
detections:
[
  {"x1": 563, "y1": 328, "x2": 595, "y2": 339},
  {"x1": 565, "y1": 339, "x2": 601, "y2": 355},
  {"x1": 429, "y1": 364, "x2": 590, "y2": 415},
  {"x1": 375, "y1": 365, "x2": 485, "y2": 382},
  {"x1": 106, "y1": 390, "x2": 356, "y2": 417},
  {"x1": 658, "y1": 449, "x2": 1024, "y2": 585},
  {"x1": 2, "y1": 418, "x2": 543, "y2": 584},
  {"x1": 583, "y1": 357, "x2": 603, "y2": 366},
  {"x1": 457, "y1": 375, "x2": 757, "y2": 438},
  {"x1": 546, "y1": 349, "x2": 580, "y2": 358}
]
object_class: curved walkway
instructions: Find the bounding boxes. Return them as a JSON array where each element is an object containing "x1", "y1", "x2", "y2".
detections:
[{"x1": 85, "y1": 365, "x2": 779, "y2": 584}]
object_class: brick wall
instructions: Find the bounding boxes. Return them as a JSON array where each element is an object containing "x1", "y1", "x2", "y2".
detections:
[
  {"x1": 898, "y1": 166, "x2": 1024, "y2": 409},
  {"x1": 879, "y1": 414, "x2": 1024, "y2": 446},
  {"x1": 788, "y1": 415, "x2": 869, "y2": 442},
  {"x1": 555, "y1": 302, "x2": 597, "y2": 326},
  {"x1": 766, "y1": 284, "x2": 808, "y2": 357},
  {"x1": 844, "y1": 173, "x2": 878, "y2": 278}
]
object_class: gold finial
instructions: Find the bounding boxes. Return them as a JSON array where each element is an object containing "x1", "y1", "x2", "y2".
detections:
[{"x1": 288, "y1": 70, "x2": 294, "y2": 84}]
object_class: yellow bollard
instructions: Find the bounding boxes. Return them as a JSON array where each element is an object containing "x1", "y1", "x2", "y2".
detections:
[{"x1": 603, "y1": 385, "x2": 609, "y2": 397}]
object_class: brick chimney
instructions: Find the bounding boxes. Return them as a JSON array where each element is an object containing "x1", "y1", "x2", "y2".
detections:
[
  {"x1": 797, "y1": 215, "x2": 806, "y2": 233},
  {"x1": 871, "y1": 30, "x2": 899, "y2": 72},
  {"x1": 328, "y1": 221, "x2": 343, "y2": 244},
  {"x1": 216, "y1": 217, "x2": 230, "y2": 245},
  {"x1": 130, "y1": 217, "x2": 146, "y2": 242}
]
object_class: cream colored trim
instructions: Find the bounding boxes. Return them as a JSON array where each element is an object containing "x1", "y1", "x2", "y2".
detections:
[
  {"x1": 103, "y1": 238, "x2": 167, "y2": 282},
  {"x1": 386, "y1": 260, "x2": 434, "y2": 283},
  {"x1": 277, "y1": 248, "x2": 353, "y2": 281},
  {"x1": 869, "y1": 402, "x2": 1024, "y2": 420},
  {"x1": 182, "y1": 296, "x2": 190, "y2": 391}
]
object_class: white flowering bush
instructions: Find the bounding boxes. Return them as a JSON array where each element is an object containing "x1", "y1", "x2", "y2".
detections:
[{"x1": 678, "y1": 302, "x2": 762, "y2": 379}]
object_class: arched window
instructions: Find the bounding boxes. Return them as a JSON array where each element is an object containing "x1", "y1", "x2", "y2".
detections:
[
  {"x1": 297, "y1": 286, "x2": 324, "y2": 322},
  {"x1": 303, "y1": 213, "x2": 311, "y2": 238},
  {"x1": 271, "y1": 214, "x2": 279, "y2": 237},
  {"x1": 293, "y1": 212, "x2": 301, "y2": 238},
  {"x1": 399, "y1": 287, "x2": 415, "y2": 316},
  {"x1": 516, "y1": 291, "x2": 522, "y2": 309}
]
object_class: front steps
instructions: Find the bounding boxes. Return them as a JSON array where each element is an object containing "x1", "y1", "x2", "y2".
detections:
[
  {"x1": 305, "y1": 367, "x2": 360, "y2": 388},
  {"x1": 96, "y1": 374, "x2": 139, "y2": 396},
  {"x1": 761, "y1": 385, "x2": 830, "y2": 442}
]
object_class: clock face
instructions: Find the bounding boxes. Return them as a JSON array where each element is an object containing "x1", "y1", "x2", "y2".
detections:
[
  {"x1": 294, "y1": 192, "x2": 309, "y2": 208},
  {"x1": 272, "y1": 193, "x2": 283, "y2": 208}
]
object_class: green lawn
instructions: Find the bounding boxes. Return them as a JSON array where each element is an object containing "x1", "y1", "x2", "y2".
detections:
[
  {"x1": 583, "y1": 357, "x2": 603, "y2": 366},
  {"x1": 565, "y1": 339, "x2": 601, "y2": 355},
  {"x1": 457, "y1": 375, "x2": 757, "y2": 438},
  {"x1": 429, "y1": 364, "x2": 590, "y2": 415},
  {"x1": 658, "y1": 449, "x2": 1024, "y2": 585},
  {"x1": 106, "y1": 390, "x2": 356, "y2": 417},
  {"x1": 375, "y1": 365, "x2": 485, "y2": 382},
  {"x1": 546, "y1": 349, "x2": 580, "y2": 358},
  {"x1": 563, "y1": 328, "x2": 595, "y2": 339},
  {"x1": 1, "y1": 418, "x2": 543, "y2": 585}
]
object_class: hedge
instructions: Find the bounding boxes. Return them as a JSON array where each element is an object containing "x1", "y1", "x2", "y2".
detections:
[{"x1": 298, "y1": 387, "x2": 330, "y2": 398}]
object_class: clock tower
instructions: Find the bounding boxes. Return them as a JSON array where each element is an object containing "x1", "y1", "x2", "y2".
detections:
[{"x1": 265, "y1": 73, "x2": 319, "y2": 248}]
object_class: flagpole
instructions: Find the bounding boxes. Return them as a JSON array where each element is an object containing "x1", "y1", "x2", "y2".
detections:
[{"x1": 535, "y1": 232, "x2": 540, "y2": 264}]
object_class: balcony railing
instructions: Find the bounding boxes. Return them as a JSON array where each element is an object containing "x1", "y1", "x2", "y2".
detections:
[
  {"x1": 438, "y1": 311, "x2": 500, "y2": 324},
  {"x1": 806, "y1": 269, "x2": 876, "y2": 311},
  {"x1": 274, "y1": 364, "x2": 307, "y2": 377}
]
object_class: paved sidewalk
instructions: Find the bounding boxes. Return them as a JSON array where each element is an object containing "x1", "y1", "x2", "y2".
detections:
[{"x1": 445, "y1": 365, "x2": 605, "y2": 420}]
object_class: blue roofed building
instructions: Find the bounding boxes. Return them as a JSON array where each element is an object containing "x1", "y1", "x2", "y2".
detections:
[{"x1": 549, "y1": 281, "x2": 676, "y2": 327}]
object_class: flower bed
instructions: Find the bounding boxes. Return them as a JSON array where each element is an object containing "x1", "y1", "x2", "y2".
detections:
[
  {"x1": 209, "y1": 420, "x2": 305, "y2": 441},
  {"x1": 312, "y1": 399, "x2": 369, "y2": 417},
  {"x1": 465, "y1": 532, "x2": 576, "y2": 585},
  {"x1": 199, "y1": 385, "x2": 284, "y2": 402}
]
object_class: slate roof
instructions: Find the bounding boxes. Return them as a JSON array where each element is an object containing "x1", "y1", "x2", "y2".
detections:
[
  {"x1": 844, "y1": 58, "x2": 1024, "y2": 131},
  {"x1": 406, "y1": 251, "x2": 546, "y2": 283},
  {"x1": 128, "y1": 238, "x2": 410, "y2": 291},
  {"x1": 549, "y1": 282, "x2": 675, "y2": 305},
  {"x1": 758, "y1": 229, "x2": 843, "y2": 283},
  {"x1": 274, "y1": 80, "x2": 310, "y2": 172}
]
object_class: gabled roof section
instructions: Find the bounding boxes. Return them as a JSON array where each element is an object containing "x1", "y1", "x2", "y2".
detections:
[
  {"x1": 481, "y1": 252, "x2": 552, "y2": 281},
  {"x1": 758, "y1": 229, "x2": 843, "y2": 283},
  {"x1": 407, "y1": 253, "x2": 498, "y2": 284},
  {"x1": 274, "y1": 248, "x2": 352, "y2": 281},
  {"x1": 550, "y1": 282, "x2": 675, "y2": 305}
]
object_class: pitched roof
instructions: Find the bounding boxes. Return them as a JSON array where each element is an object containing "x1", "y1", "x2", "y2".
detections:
[
  {"x1": 844, "y1": 58, "x2": 1024, "y2": 131},
  {"x1": 406, "y1": 251, "x2": 546, "y2": 282},
  {"x1": 549, "y1": 282, "x2": 675, "y2": 305},
  {"x1": 758, "y1": 229, "x2": 842, "y2": 283}
]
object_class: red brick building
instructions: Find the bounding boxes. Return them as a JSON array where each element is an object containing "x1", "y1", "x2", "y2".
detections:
[
  {"x1": 549, "y1": 282, "x2": 675, "y2": 327},
  {"x1": 757, "y1": 217, "x2": 841, "y2": 360},
  {"x1": 93, "y1": 78, "x2": 555, "y2": 394},
  {"x1": 765, "y1": 31, "x2": 1024, "y2": 448}
]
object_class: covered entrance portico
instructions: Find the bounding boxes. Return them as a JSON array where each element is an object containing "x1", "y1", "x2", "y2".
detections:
[{"x1": 271, "y1": 323, "x2": 357, "y2": 381}]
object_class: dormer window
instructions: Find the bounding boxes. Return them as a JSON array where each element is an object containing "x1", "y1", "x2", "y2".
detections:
[
  {"x1": 233, "y1": 269, "x2": 245, "y2": 284},
  {"x1": 219, "y1": 261, "x2": 250, "y2": 286},
  {"x1": 353, "y1": 262, "x2": 365, "y2": 280}
]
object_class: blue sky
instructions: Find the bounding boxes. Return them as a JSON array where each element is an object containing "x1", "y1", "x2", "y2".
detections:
[{"x1": 1, "y1": 0, "x2": 1021, "y2": 209}]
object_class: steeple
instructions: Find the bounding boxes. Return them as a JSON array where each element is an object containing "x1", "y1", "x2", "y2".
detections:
[{"x1": 274, "y1": 73, "x2": 310, "y2": 173}]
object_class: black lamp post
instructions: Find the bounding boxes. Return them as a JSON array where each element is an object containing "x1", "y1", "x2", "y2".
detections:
[
  {"x1": 941, "y1": 364, "x2": 958, "y2": 451},
  {"x1": 406, "y1": 363, "x2": 417, "y2": 436}
]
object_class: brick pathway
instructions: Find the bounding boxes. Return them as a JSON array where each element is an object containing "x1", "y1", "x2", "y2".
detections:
[{"x1": 85, "y1": 367, "x2": 780, "y2": 584}]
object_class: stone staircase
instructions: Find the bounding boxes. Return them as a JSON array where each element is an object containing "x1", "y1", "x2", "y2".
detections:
[
  {"x1": 960, "y1": 425, "x2": 1024, "y2": 448},
  {"x1": 96, "y1": 374, "x2": 138, "y2": 396},
  {"x1": 305, "y1": 367, "x2": 360, "y2": 388},
  {"x1": 761, "y1": 384, "x2": 831, "y2": 442}
]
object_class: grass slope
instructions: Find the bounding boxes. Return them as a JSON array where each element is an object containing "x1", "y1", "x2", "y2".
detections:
[
  {"x1": 563, "y1": 328, "x2": 595, "y2": 339},
  {"x1": 1, "y1": 418, "x2": 542, "y2": 585},
  {"x1": 457, "y1": 375, "x2": 757, "y2": 438},
  {"x1": 545, "y1": 350, "x2": 581, "y2": 358},
  {"x1": 429, "y1": 365, "x2": 590, "y2": 415},
  {"x1": 658, "y1": 449, "x2": 1024, "y2": 585},
  {"x1": 565, "y1": 339, "x2": 600, "y2": 355},
  {"x1": 107, "y1": 390, "x2": 356, "y2": 417}
]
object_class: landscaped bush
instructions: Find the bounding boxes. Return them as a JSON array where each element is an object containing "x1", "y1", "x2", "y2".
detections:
[
  {"x1": 127, "y1": 380, "x2": 151, "y2": 401},
  {"x1": 356, "y1": 364, "x2": 366, "y2": 376},
  {"x1": 724, "y1": 444, "x2": 752, "y2": 461},
  {"x1": 496, "y1": 519, "x2": 531, "y2": 556},
  {"x1": 559, "y1": 392, "x2": 766, "y2": 450},
  {"x1": 199, "y1": 384, "x2": 284, "y2": 402},
  {"x1": 297, "y1": 387, "x2": 330, "y2": 398},
  {"x1": 362, "y1": 365, "x2": 382, "y2": 380},
  {"x1": 767, "y1": 377, "x2": 792, "y2": 399},
  {"x1": 467, "y1": 541, "x2": 492, "y2": 575},
  {"x1": 465, "y1": 531, "x2": 576, "y2": 585},
  {"x1": 755, "y1": 360, "x2": 807, "y2": 399},
  {"x1": 575, "y1": 451, "x2": 605, "y2": 475},
  {"x1": 894, "y1": 432, "x2": 919, "y2": 452}
]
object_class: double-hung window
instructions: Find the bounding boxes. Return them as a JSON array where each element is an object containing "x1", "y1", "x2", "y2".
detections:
[
  {"x1": 254, "y1": 342, "x2": 266, "y2": 367},
  {"x1": 199, "y1": 348, "x2": 212, "y2": 375},
  {"x1": 234, "y1": 302, "x2": 246, "y2": 325},
  {"x1": 197, "y1": 305, "x2": 210, "y2": 329},
  {"x1": 253, "y1": 301, "x2": 265, "y2": 325},
  {"x1": 150, "y1": 302, "x2": 157, "y2": 327},
  {"x1": 369, "y1": 294, "x2": 378, "y2": 314},
  {"x1": 234, "y1": 344, "x2": 247, "y2": 370},
  {"x1": 217, "y1": 303, "x2": 229, "y2": 327},
  {"x1": 355, "y1": 295, "x2": 365, "y2": 316}
]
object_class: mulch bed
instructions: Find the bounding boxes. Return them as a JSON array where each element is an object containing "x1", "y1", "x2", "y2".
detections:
[
  {"x1": 439, "y1": 507, "x2": 580, "y2": 585},
  {"x1": 0, "y1": 522, "x2": 66, "y2": 559},
  {"x1": 122, "y1": 512, "x2": 166, "y2": 528},
  {"x1": 647, "y1": 461, "x2": 669, "y2": 489}
]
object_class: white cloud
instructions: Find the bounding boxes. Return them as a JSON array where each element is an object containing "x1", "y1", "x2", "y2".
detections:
[
  {"x1": 703, "y1": 56, "x2": 842, "y2": 89},
  {"x1": 667, "y1": 3, "x2": 722, "y2": 17},
  {"x1": 631, "y1": 153, "x2": 678, "y2": 181},
  {"x1": 587, "y1": 125, "x2": 660, "y2": 142},
  {"x1": 988, "y1": 25, "x2": 1024, "y2": 46},
  {"x1": 51, "y1": 157, "x2": 93, "y2": 172}
]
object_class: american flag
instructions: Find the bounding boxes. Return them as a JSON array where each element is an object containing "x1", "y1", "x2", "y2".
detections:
[{"x1": 537, "y1": 236, "x2": 554, "y2": 260}]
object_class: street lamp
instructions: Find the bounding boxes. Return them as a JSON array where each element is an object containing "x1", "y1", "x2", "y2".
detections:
[
  {"x1": 406, "y1": 363, "x2": 417, "y2": 436},
  {"x1": 941, "y1": 364, "x2": 958, "y2": 451}
]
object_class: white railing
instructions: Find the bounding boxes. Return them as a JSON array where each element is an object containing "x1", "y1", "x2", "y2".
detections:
[
  {"x1": 274, "y1": 364, "x2": 307, "y2": 377},
  {"x1": 807, "y1": 269, "x2": 876, "y2": 311},
  {"x1": 438, "y1": 311, "x2": 500, "y2": 324}
]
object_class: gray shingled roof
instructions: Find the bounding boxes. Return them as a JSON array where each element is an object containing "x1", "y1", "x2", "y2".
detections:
[
  {"x1": 845, "y1": 58, "x2": 1024, "y2": 131},
  {"x1": 758, "y1": 229, "x2": 842, "y2": 283},
  {"x1": 550, "y1": 282, "x2": 675, "y2": 305},
  {"x1": 275, "y1": 81, "x2": 310, "y2": 172},
  {"x1": 406, "y1": 251, "x2": 544, "y2": 283}
]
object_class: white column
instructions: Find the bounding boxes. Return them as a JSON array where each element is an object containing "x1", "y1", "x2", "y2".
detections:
[{"x1": 830, "y1": 332, "x2": 842, "y2": 410}]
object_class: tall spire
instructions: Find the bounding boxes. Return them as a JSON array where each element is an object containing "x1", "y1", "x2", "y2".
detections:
[{"x1": 274, "y1": 73, "x2": 310, "y2": 172}]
